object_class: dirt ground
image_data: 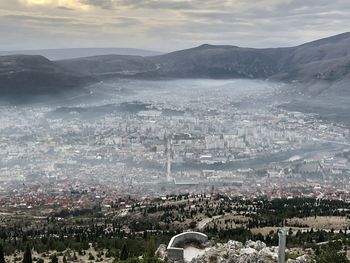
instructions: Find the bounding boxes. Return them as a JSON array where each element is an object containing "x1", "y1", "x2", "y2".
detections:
[{"x1": 287, "y1": 216, "x2": 349, "y2": 231}]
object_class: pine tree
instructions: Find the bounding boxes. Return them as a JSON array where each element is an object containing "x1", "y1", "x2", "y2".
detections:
[
  {"x1": 120, "y1": 243, "x2": 128, "y2": 261},
  {"x1": 50, "y1": 255, "x2": 58, "y2": 263},
  {"x1": 146, "y1": 238, "x2": 156, "y2": 258},
  {"x1": 0, "y1": 244, "x2": 5, "y2": 263},
  {"x1": 63, "y1": 255, "x2": 67, "y2": 263},
  {"x1": 23, "y1": 245, "x2": 32, "y2": 263}
]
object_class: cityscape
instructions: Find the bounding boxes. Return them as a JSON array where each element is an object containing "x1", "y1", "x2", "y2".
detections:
[
  {"x1": 1, "y1": 0, "x2": 350, "y2": 262},
  {"x1": 1, "y1": 79, "x2": 350, "y2": 213}
]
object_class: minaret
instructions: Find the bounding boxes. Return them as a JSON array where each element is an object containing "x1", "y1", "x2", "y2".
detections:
[
  {"x1": 278, "y1": 229, "x2": 288, "y2": 263},
  {"x1": 166, "y1": 137, "x2": 172, "y2": 182}
]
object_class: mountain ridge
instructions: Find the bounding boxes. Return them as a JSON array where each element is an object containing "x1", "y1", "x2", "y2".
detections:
[
  {"x1": 0, "y1": 48, "x2": 163, "y2": 60},
  {"x1": 1, "y1": 32, "x2": 350, "y2": 96}
]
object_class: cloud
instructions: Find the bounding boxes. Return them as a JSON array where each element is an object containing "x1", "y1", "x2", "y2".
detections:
[
  {"x1": 56, "y1": 6, "x2": 75, "y2": 11},
  {"x1": 1, "y1": 14, "x2": 72, "y2": 23},
  {"x1": 79, "y1": 0, "x2": 114, "y2": 9},
  {"x1": 1, "y1": 0, "x2": 350, "y2": 51},
  {"x1": 20, "y1": 0, "x2": 89, "y2": 10},
  {"x1": 118, "y1": 0, "x2": 195, "y2": 10},
  {"x1": 77, "y1": 0, "x2": 195, "y2": 10}
]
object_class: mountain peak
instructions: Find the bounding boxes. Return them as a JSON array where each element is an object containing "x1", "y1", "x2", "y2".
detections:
[{"x1": 198, "y1": 44, "x2": 213, "y2": 48}]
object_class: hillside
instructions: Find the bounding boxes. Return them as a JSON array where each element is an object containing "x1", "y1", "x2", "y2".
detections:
[
  {"x1": 0, "y1": 55, "x2": 91, "y2": 95},
  {"x1": 57, "y1": 54, "x2": 158, "y2": 77},
  {"x1": 147, "y1": 32, "x2": 350, "y2": 84},
  {"x1": 148, "y1": 44, "x2": 288, "y2": 78}
]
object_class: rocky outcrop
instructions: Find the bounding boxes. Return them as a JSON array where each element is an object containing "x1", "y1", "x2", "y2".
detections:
[
  {"x1": 286, "y1": 255, "x2": 309, "y2": 263},
  {"x1": 157, "y1": 239, "x2": 311, "y2": 263},
  {"x1": 189, "y1": 240, "x2": 308, "y2": 263}
]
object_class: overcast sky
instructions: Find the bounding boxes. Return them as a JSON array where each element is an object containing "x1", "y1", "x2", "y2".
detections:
[{"x1": 0, "y1": 0, "x2": 349, "y2": 52}]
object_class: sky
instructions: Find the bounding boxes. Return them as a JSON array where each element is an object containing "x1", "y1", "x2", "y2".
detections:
[{"x1": 0, "y1": 0, "x2": 349, "y2": 52}]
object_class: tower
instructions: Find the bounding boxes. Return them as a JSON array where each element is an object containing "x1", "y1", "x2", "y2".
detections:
[
  {"x1": 278, "y1": 230, "x2": 288, "y2": 263},
  {"x1": 166, "y1": 137, "x2": 172, "y2": 182}
]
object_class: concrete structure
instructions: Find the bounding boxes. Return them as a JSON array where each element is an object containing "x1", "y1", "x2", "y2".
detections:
[
  {"x1": 166, "y1": 138, "x2": 172, "y2": 182},
  {"x1": 278, "y1": 230, "x2": 288, "y2": 263},
  {"x1": 167, "y1": 232, "x2": 208, "y2": 261}
]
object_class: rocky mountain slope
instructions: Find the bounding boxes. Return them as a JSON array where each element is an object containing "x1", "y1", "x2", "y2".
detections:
[{"x1": 0, "y1": 55, "x2": 91, "y2": 95}]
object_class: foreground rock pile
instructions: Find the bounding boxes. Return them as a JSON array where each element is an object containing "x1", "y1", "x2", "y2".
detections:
[{"x1": 190, "y1": 240, "x2": 308, "y2": 263}]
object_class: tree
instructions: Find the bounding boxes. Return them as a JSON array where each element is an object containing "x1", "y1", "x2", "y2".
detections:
[
  {"x1": 316, "y1": 248, "x2": 349, "y2": 263},
  {"x1": 146, "y1": 238, "x2": 156, "y2": 258},
  {"x1": 50, "y1": 255, "x2": 58, "y2": 263},
  {"x1": 189, "y1": 221, "x2": 197, "y2": 229},
  {"x1": 317, "y1": 231, "x2": 325, "y2": 243},
  {"x1": 63, "y1": 255, "x2": 67, "y2": 263},
  {"x1": 0, "y1": 244, "x2": 5, "y2": 263},
  {"x1": 23, "y1": 245, "x2": 33, "y2": 263},
  {"x1": 120, "y1": 243, "x2": 129, "y2": 260}
]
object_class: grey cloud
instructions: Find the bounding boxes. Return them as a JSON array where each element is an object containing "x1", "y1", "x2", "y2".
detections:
[
  {"x1": 79, "y1": 0, "x2": 114, "y2": 9},
  {"x1": 104, "y1": 17, "x2": 141, "y2": 27},
  {"x1": 56, "y1": 6, "x2": 76, "y2": 11},
  {"x1": 79, "y1": 0, "x2": 195, "y2": 10},
  {"x1": 1, "y1": 0, "x2": 350, "y2": 51},
  {"x1": 1, "y1": 14, "x2": 73, "y2": 24},
  {"x1": 119, "y1": 0, "x2": 194, "y2": 10}
]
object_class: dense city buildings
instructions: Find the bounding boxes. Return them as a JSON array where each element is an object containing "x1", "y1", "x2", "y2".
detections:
[{"x1": 0, "y1": 80, "x2": 349, "y2": 202}]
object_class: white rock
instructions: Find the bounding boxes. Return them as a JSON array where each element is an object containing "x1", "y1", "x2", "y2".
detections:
[
  {"x1": 258, "y1": 247, "x2": 278, "y2": 260},
  {"x1": 156, "y1": 244, "x2": 167, "y2": 260},
  {"x1": 253, "y1": 241, "x2": 266, "y2": 251},
  {"x1": 240, "y1": 247, "x2": 258, "y2": 255},
  {"x1": 245, "y1": 240, "x2": 256, "y2": 248},
  {"x1": 287, "y1": 255, "x2": 309, "y2": 263},
  {"x1": 189, "y1": 240, "x2": 306, "y2": 263},
  {"x1": 226, "y1": 240, "x2": 243, "y2": 250}
]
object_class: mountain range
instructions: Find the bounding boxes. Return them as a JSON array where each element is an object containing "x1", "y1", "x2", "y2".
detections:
[
  {"x1": 1, "y1": 32, "x2": 350, "y2": 96},
  {"x1": 0, "y1": 48, "x2": 162, "y2": 60}
]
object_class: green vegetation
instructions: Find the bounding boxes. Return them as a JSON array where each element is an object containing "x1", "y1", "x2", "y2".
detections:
[
  {"x1": 0, "y1": 244, "x2": 5, "y2": 263},
  {"x1": 315, "y1": 242, "x2": 349, "y2": 263},
  {"x1": 23, "y1": 245, "x2": 32, "y2": 263},
  {"x1": 0, "y1": 197, "x2": 349, "y2": 262}
]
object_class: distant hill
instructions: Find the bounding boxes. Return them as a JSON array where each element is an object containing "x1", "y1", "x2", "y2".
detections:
[
  {"x1": 57, "y1": 54, "x2": 158, "y2": 77},
  {"x1": 147, "y1": 32, "x2": 350, "y2": 84},
  {"x1": 0, "y1": 48, "x2": 162, "y2": 60},
  {"x1": 148, "y1": 44, "x2": 288, "y2": 78},
  {"x1": 0, "y1": 55, "x2": 91, "y2": 95}
]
